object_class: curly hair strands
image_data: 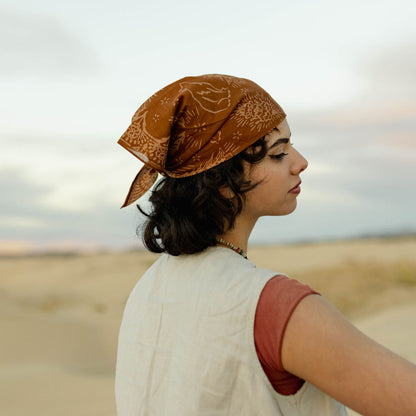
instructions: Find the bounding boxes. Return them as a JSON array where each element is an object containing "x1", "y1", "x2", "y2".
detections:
[{"x1": 137, "y1": 137, "x2": 269, "y2": 256}]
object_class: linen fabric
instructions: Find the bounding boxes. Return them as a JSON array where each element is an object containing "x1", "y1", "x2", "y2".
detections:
[
  {"x1": 115, "y1": 246, "x2": 347, "y2": 415},
  {"x1": 118, "y1": 74, "x2": 286, "y2": 207}
]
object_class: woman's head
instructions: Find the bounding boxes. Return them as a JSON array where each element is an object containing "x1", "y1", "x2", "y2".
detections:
[
  {"x1": 117, "y1": 74, "x2": 307, "y2": 255},
  {"x1": 138, "y1": 117, "x2": 308, "y2": 256}
]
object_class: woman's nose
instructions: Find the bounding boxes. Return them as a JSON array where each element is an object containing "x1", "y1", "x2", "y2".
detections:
[{"x1": 291, "y1": 149, "x2": 308, "y2": 174}]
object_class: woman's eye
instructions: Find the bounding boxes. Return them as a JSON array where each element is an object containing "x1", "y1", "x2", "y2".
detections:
[{"x1": 270, "y1": 152, "x2": 288, "y2": 161}]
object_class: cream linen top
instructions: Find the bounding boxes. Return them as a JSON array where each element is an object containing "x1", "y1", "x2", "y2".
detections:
[{"x1": 115, "y1": 246, "x2": 347, "y2": 415}]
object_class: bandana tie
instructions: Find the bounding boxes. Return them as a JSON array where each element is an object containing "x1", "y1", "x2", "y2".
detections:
[{"x1": 118, "y1": 74, "x2": 286, "y2": 207}]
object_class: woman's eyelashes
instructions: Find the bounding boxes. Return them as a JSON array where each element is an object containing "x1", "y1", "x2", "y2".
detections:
[
  {"x1": 270, "y1": 152, "x2": 288, "y2": 161},
  {"x1": 268, "y1": 142, "x2": 293, "y2": 161}
]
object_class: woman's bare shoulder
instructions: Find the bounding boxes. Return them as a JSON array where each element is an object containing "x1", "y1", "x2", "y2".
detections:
[{"x1": 281, "y1": 294, "x2": 416, "y2": 416}]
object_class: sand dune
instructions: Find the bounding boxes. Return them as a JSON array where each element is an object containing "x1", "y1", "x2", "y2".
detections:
[
  {"x1": 1, "y1": 237, "x2": 415, "y2": 415},
  {"x1": 347, "y1": 303, "x2": 416, "y2": 416}
]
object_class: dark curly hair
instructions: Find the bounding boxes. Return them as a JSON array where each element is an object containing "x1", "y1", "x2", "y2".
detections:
[{"x1": 137, "y1": 137, "x2": 269, "y2": 256}]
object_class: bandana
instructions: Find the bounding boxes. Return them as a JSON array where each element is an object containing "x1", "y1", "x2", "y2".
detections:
[{"x1": 118, "y1": 74, "x2": 286, "y2": 207}]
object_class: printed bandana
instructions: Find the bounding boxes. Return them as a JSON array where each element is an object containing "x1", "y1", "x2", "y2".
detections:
[{"x1": 118, "y1": 74, "x2": 286, "y2": 207}]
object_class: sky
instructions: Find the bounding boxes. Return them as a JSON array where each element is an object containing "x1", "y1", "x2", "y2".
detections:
[{"x1": 1, "y1": 0, "x2": 415, "y2": 253}]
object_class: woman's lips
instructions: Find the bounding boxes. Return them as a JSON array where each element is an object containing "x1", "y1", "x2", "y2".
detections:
[{"x1": 289, "y1": 181, "x2": 301, "y2": 194}]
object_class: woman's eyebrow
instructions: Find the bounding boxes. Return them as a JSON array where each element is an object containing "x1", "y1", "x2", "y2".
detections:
[{"x1": 269, "y1": 137, "x2": 290, "y2": 150}]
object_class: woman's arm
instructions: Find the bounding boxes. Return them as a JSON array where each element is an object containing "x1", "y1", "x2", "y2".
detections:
[{"x1": 281, "y1": 294, "x2": 416, "y2": 416}]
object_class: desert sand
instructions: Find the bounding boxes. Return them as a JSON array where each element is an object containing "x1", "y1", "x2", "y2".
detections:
[{"x1": 1, "y1": 237, "x2": 415, "y2": 416}]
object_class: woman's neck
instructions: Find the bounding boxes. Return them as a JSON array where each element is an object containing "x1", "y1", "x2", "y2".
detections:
[{"x1": 218, "y1": 215, "x2": 257, "y2": 254}]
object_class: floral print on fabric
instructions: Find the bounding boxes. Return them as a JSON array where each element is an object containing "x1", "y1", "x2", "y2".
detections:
[{"x1": 118, "y1": 74, "x2": 286, "y2": 207}]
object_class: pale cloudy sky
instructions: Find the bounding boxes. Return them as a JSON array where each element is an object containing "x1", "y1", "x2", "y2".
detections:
[{"x1": 1, "y1": 0, "x2": 415, "y2": 252}]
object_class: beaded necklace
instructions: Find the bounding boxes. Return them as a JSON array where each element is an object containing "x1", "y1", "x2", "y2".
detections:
[{"x1": 216, "y1": 237, "x2": 248, "y2": 259}]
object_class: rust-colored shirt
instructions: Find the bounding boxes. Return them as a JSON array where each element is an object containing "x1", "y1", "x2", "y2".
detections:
[{"x1": 254, "y1": 275, "x2": 319, "y2": 395}]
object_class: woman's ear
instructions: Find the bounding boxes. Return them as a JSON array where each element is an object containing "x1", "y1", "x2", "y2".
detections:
[{"x1": 219, "y1": 184, "x2": 235, "y2": 200}]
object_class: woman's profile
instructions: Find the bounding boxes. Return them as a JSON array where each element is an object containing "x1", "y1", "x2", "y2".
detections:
[{"x1": 115, "y1": 74, "x2": 416, "y2": 415}]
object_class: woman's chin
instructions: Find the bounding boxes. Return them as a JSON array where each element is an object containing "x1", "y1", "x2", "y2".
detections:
[{"x1": 277, "y1": 201, "x2": 298, "y2": 216}]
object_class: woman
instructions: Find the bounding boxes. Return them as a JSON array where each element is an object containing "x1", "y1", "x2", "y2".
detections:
[{"x1": 115, "y1": 74, "x2": 416, "y2": 415}]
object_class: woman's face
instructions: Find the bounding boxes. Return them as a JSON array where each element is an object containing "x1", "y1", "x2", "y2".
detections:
[{"x1": 241, "y1": 118, "x2": 308, "y2": 221}]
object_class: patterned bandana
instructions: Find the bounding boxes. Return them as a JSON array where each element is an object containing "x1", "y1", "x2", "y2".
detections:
[{"x1": 118, "y1": 74, "x2": 286, "y2": 207}]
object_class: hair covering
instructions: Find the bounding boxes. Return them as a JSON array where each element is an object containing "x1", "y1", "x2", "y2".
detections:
[{"x1": 118, "y1": 74, "x2": 286, "y2": 207}]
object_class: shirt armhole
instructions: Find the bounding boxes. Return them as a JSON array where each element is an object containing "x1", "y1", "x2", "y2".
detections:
[{"x1": 254, "y1": 274, "x2": 320, "y2": 395}]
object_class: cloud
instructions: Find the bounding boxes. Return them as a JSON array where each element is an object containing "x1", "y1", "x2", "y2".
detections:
[
  {"x1": 287, "y1": 38, "x2": 416, "y2": 133},
  {"x1": 290, "y1": 38, "x2": 416, "y2": 155},
  {"x1": 1, "y1": 20, "x2": 415, "y2": 248},
  {"x1": 1, "y1": 129, "x2": 133, "y2": 211},
  {"x1": 0, "y1": 9, "x2": 99, "y2": 78},
  {"x1": 0, "y1": 168, "x2": 141, "y2": 248},
  {"x1": 363, "y1": 39, "x2": 416, "y2": 97},
  {"x1": 284, "y1": 38, "x2": 416, "y2": 242},
  {"x1": 0, "y1": 168, "x2": 51, "y2": 216}
]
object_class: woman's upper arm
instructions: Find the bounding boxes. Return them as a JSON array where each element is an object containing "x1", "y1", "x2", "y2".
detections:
[{"x1": 281, "y1": 294, "x2": 416, "y2": 416}]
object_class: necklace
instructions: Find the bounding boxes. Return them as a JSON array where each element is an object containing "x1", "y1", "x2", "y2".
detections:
[{"x1": 216, "y1": 237, "x2": 248, "y2": 259}]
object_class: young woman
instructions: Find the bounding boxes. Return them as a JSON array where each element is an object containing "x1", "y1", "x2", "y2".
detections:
[{"x1": 115, "y1": 74, "x2": 416, "y2": 416}]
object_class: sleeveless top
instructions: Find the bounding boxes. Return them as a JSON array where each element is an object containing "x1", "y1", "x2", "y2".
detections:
[
  {"x1": 115, "y1": 246, "x2": 347, "y2": 415},
  {"x1": 255, "y1": 275, "x2": 319, "y2": 394}
]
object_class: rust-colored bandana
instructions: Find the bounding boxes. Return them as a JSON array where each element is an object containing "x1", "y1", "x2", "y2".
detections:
[{"x1": 118, "y1": 74, "x2": 286, "y2": 207}]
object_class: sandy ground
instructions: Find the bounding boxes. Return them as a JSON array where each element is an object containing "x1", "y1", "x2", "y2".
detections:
[
  {"x1": 346, "y1": 303, "x2": 416, "y2": 416},
  {"x1": 1, "y1": 237, "x2": 415, "y2": 415}
]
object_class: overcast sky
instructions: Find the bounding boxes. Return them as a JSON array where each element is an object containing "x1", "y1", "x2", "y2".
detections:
[{"x1": 1, "y1": 0, "x2": 415, "y2": 253}]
